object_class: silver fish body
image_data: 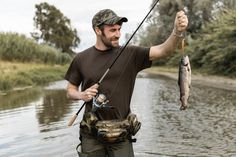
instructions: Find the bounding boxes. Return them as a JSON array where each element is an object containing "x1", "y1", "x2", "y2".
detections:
[{"x1": 178, "y1": 55, "x2": 191, "y2": 110}]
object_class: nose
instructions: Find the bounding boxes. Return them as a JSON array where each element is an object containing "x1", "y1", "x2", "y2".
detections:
[{"x1": 115, "y1": 30, "x2": 121, "y2": 38}]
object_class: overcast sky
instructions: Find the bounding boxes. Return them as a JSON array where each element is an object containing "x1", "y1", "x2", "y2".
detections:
[{"x1": 0, "y1": 0, "x2": 153, "y2": 51}]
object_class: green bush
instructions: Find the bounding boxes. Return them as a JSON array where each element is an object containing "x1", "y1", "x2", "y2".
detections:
[
  {"x1": 0, "y1": 78, "x2": 12, "y2": 91},
  {"x1": 190, "y1": 10, "x2": 236, "y2": 77},
  {"x1": 0, "y1": 64, "x2": 68, "y2": 92},
  {"x1": 0, "y1": 32, "x2": 72, "y2": 64}
]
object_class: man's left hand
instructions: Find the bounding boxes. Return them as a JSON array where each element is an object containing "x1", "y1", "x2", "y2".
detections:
[{"x1": 174, "y1": 10, "x2": 188, "y2": 33}]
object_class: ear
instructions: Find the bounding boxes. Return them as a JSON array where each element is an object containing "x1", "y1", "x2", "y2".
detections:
[{"x1": 95, "y1": 27, "x2": 102, "y2": 35}]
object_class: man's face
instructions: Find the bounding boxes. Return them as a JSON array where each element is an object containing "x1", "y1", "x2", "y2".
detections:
[{"x1": 99, "y1": 24, "x2": 121, "y2": 48}]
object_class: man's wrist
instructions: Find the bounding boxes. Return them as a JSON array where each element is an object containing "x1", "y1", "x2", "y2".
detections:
[{"x1": 172, "y1": 29, "x2": 184, "y2": 38}]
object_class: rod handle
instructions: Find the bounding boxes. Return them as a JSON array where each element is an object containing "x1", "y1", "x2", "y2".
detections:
[{"x1": 68, "y1": 114, "x2": 78, "y2": 126}]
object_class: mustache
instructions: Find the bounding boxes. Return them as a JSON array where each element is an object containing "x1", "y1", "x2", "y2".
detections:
[{"x1": 111, "y1": 37, "x2": 119, "y2": 41}]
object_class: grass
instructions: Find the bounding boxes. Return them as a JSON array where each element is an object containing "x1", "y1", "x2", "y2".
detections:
[{"x1": 0, "y1": 60, "x2": 69, "y2": 92}]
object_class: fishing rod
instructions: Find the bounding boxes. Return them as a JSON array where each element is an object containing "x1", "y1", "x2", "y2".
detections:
[{"x1": 68, "y1": 0, "x2": 160, "y2": 126}]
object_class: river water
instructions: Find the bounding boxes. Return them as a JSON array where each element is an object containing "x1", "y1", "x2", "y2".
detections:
[{"x1": 0, "y1": 73, "x2": 235, "y2": 157}]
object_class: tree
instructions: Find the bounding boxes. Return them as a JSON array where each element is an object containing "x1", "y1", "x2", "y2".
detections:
[
  {"x1": 31, "y1": 2, "x2": 80, "y2": 54},
  {"x1": 138, "y1": 0, "x2": 222, "y2": 47},
  {"x1": 221, "y1": 0, "x2": 236, "y2": 10},
  {"x1": 188, "y1": 9, "x2": 236, "y2": 77},
  {"x1": 137, "y1": 0, "x2": 234, "y2": 66},
  {"x1": 138, "y1": 0, "x2": 180, "y2": 48}
]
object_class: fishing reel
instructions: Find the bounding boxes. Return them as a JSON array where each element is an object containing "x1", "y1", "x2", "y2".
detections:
[{"x1": 92, "y1": 93, "x2": 109, "y2": 112}]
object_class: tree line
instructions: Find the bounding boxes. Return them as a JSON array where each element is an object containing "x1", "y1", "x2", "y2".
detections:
[{"x1": 138, "y1": 0, "x2": 236, "y2": 45}]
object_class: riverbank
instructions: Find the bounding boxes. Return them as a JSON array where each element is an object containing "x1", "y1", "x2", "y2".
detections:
[
  {"x1": 143, "y1": 66, "x2": 236, "y2": 91},
  {"x1": 1, "y1": 63, "x2": 235, "y2": 94},
  {"x1": 0, "y1": 61, "x2": 68, "y2": 94}
]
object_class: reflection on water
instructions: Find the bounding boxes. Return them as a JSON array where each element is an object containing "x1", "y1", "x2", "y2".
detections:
[
  {"x1": 0, "y1": 87, "x2": 42, "y2": 111},
  {"x1": 36, "y1": 90, "x2": 70, "y2": 132},
  {"x1": 0, "y1": 75, "x2": 236, "y2": 157},
  {"x1": 0, "y1": 83, "x2": 80, "y2": 157}
]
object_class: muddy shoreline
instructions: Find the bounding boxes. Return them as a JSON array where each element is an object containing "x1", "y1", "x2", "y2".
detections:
[{"x1": 143, "y1": 67, "x2": 236, "y2": 92}]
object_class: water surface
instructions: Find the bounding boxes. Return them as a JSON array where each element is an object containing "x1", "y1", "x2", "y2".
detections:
[{"x1": 0, "y1": 74, "x2": 235, "y2": 157}]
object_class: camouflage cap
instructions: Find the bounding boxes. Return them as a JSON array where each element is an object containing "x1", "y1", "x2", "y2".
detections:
[{"x1": 92, "y1": 9, "x2": 128, "y2": 29}]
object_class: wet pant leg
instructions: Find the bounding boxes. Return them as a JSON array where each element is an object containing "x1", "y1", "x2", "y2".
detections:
[
  {"x1": 79, "y1": 136, "x2": 134, "y2": 157},
  {"x1": 107, "y1": 140, "x2": 134, "y2": 157},
  {"x1": 79, "y1": 136, "x2": 107, "y2": 157}
]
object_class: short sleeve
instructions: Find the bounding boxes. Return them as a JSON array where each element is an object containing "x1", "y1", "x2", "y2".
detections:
[
  {"x1": 132, "y1": 46, "x2": 152, "y2": 72},
  {"x1": 64, "y1": 56, "x2": 82, "y2": 86}
]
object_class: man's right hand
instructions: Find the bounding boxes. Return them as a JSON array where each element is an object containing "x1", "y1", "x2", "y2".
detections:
[
  {"x1": 66, "y1": 83, "x2": 99, "y2": 102},
  {"x1": 81, "y1": 84, "x2": 99, "y2": 102}
]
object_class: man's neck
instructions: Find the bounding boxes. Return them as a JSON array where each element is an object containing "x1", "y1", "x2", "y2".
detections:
[{"x1": 94, "y1": 44, "x2": 109, "y2": 51}]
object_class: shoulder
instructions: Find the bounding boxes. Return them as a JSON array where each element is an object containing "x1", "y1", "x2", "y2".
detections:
[
  {"x1": 74, "y1": 46, "x2": 95, "y2": 59},
  {"x1": 125, "y1": 45, "x2": 150, "y2": 54},
  {"x1": 125, "y1": 45, "x2": 149, "y2": 51}
]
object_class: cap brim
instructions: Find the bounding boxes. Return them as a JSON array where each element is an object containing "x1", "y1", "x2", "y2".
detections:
[
  {"x1": 119, "y1": 17, "x2": 128, "y2": 23},
  {"x1": 104, "y1": 16, "x2": 128, "y2": 25}
]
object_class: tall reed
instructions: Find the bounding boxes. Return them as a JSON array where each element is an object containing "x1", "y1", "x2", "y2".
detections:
[{"x1": 0, "y1": 32, "x2": 72, "y2": 64}]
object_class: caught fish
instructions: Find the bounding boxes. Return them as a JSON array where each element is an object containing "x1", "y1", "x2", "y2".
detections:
[{"x1": 178, "y1": 55, "x2": 191, "y2": 110}]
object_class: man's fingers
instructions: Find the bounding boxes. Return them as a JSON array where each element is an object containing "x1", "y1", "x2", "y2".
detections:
[
  {"x1": 91, "y1": 83, "x2": 99, "y2": 89},
  {"x1": 86, "y1": 89, "x2": 97, "y2": 96},
  {"x1": 177, "y1": 10, "x2": 184, "y2": 15},
  {"x1": 83, "y1": 83, "x2": 100, "y2": 101},
  {"x1": 175, "y1": 10, "x2": 188, "y2": 32}
]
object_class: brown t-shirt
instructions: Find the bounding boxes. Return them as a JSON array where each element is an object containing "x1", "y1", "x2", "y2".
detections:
[{"x1": 65, "y1": 45, "x2": 151, "y2": 120}]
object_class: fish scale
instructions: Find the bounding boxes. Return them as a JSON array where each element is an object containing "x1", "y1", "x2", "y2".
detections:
[{"x1": 178, "y1": 39, "x2": 191, "y2": 110}]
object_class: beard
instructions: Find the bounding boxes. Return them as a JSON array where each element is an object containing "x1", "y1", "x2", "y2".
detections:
[{"x1": 101, "y1": 31, "x2": 120, "y2": 48}]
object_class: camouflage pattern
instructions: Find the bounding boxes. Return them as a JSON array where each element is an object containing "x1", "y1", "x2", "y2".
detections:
[{"x1": 92, "y1": 9, "x2": 128, "y2": 29}]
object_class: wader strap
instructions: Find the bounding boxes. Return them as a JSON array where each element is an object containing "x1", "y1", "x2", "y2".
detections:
[
  {"x1": 76, "y1": 143, "x2": 81, "y2": 157},
  {"x1": 129, "y1": 137, "x2": 137, "y2": 143},
  {"x1": 76, "y1": 135, "x2": 82, "y2": 157}
]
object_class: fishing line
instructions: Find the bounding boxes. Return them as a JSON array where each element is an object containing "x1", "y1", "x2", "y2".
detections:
[{"x1": 181, "y1": 38, "x2": 185, "y2": 54}]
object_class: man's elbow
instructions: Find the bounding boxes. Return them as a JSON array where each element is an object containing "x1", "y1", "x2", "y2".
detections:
[
  {"x1": 66, "y1": 84, "x2": 79, "y2": 100},
  {"x1": 66, "y1": 91, "x2": 72, "y2": 99},
  {"x1": 149, "y1": 45, "x2": 169, "y2": 61}
]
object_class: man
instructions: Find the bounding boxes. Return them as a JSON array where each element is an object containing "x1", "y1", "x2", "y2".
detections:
[{"x1": 65, "y1": 9, "x2": 188, "y2": 157}]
